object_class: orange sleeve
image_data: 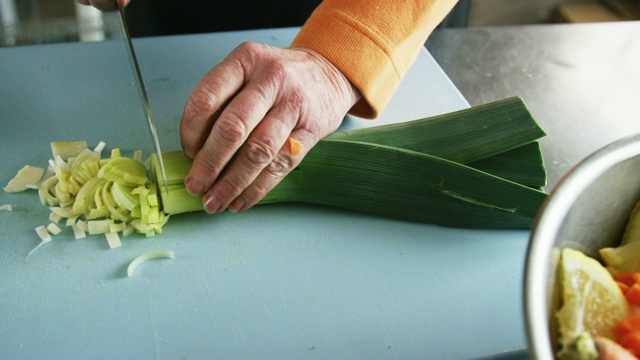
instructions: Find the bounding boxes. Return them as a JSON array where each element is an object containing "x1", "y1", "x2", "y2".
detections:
[{"x1": 291, "y1": 0, "x2": 459, "y2": 119}]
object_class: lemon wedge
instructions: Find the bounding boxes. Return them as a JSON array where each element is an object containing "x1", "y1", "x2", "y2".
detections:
[{"x1": 555, "y1": 248, "x2": 629, "y2": 358}]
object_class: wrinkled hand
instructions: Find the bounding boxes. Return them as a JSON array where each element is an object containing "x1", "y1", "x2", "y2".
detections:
[
  {"x1": 76, "y1": 0, "x2": 131, "y2": 11},
  {"x1": 181, "y1": 42, "x2": 361, "y2": 214}
]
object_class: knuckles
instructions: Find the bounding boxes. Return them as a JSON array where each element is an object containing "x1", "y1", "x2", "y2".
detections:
[
  {"x1": 243, "y1": 153, "x2": 295, "y2": 205},
  {"x1": 265, "y1": 154, "x2": 293, "y2": 178},
  {"x1": 184, "y1": 87, "x2": 218, "y2": 123},
  {"x1": 193, "y1": 150, "x2": 221, "y2": 177},
  {"x1": 218, "y1": 175, "x2": 247, "y2": 199},
  {"x1": 232, "y1": 42, "x2": 265, "y2": 70},
  {"x1": 247, "y1": 183, "x2": 270, "y2": 202},
  {"x1": 234, "y1": 42, "x2": 291, "y2": 89},
  {"x1": 243, "y1": 137, "x2": 277, "y2": 168},
  {"x1": 214, "y1": 111, "x2": 247, "y2": 145}
]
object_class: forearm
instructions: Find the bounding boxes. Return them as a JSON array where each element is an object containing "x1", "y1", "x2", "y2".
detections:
[{"x1": 292, "y1": 0, "x2": 458, "y2": 119}]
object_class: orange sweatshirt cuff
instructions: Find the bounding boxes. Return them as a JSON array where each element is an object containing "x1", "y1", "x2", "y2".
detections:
[
  {"x1": 291, "y1": 0, "x2": 457, "y2": 119},
  {"x1": 292, "y1": 6, "x2": 397, "y2": 119}
]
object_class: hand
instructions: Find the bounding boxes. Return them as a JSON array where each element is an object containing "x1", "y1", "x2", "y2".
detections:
[
  {"x1": 181, "y1": 42, "x2": 361, "y2": 214},
  {"x1": 76, "y1": 0, "x2": 131, "y2": 11}
]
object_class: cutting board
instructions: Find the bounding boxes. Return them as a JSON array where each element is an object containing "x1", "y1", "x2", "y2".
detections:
[{"x1": 0, "y1": 28, "x2": 530, "y2": 359}]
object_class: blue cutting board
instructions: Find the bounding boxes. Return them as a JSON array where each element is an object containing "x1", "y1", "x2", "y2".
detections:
[{"x1": 0, "y1": 28, "x2": 529, "y2": 359}]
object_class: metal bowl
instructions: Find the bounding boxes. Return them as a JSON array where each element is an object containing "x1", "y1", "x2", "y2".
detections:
[{"x1": 524, "y1": 133, "x2": 640, "y2": 359}]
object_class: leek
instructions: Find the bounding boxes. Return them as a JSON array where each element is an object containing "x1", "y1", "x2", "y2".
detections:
[
  {"x1": 50, "y1": 141, "x2": 88, "y2": 161},
  {"x1": 331, "y1": 97, "x2": 547, "y2": 189},
  {"x1": 469, "y1": 142, "x2": 546, "y2": 189},
  {"x1": 127, "y1": 250, "x2": 175, "y2": 277},
  {"x1": 328, "y1": 97, "x2": 544, "y2": 164},
  {"x1": 151, "y1": 97, "x2": 548, "y2": 229},
  {"x1": 18, "y1": 96, "x2": 548, "y2": 242},
  {"x1": 3, "y1": 165, "x2": 45, "y2": 193},
  {"x1": 17, "y1": 142, "x2": 171, "y2": 247}
]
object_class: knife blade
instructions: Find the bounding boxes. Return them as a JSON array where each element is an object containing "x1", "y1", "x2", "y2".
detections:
[{"x1": 116, "y1": 0, "x2": 169, "y2": 195}]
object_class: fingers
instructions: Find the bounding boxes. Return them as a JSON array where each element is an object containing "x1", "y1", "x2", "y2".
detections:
[
  {"x1": 228, "y1": 130, "x2": 311, "y2": 213},
  {"x1": 202, "y1": 104, "x2": 302, "y2": 214},
  {"x1": 184, "y1": 81, "x2": 277, "y2": 199},
  {"x1": 180, "y1": 53, "x2": 246, "y2": 159}
]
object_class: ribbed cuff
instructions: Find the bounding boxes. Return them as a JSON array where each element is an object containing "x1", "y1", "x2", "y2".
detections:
[{"x1": 291, "y1": 5, "x2": 402, "y2": 119}]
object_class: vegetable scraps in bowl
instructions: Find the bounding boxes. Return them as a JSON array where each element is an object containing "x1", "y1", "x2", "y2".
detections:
[{"x1": 554, "y1": 202, "x2": 640, "y2": 359}]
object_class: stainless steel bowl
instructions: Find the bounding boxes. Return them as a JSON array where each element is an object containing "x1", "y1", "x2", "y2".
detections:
[{"x1": 524, "y1": 133, "x2": 640, "y2": 359}]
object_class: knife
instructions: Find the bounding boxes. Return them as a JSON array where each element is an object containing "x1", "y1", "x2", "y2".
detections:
[{"x1": 116, "y1": 0, "x2": 169, "y2": 195}]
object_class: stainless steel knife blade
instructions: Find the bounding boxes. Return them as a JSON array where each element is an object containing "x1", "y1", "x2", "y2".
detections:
[{"x1": 116, "y1": 0, "x2": 169, "y2": 195}]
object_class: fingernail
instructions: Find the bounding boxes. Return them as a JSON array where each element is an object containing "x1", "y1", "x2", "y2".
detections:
[
  {"x1": 182, "y1": 146, "x2": 195, "y2": 159},
  {"x1": 186, "y1": 176, "x2": 206, "y2": 195},
  {"x1": 228, "y1": 197, "x2": 245, "y2": 213},
  {"x1": 203, "y1": 195, "x2": 223, "y2": 214}
]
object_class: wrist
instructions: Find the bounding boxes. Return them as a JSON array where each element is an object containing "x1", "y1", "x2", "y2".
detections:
[{"x1": 292, "y1": 46, "x2": 362, "y2": 110}]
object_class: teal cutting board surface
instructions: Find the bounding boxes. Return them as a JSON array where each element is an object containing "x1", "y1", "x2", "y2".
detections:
[{"x1": 0, "y1": 28, "x2": 529, "y2": 359}]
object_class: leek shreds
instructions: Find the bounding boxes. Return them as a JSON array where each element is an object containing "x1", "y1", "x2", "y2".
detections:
[
  {"x1": 38, "y1": 175, "x2": 59, "y2": 206},
  {"x1": 71, "y1": 223, "x2": 86, "y2": 239},
  {"x1": 87, "y1": 219, "x2": 113, "y2": 235},
  {"x1": 133, "y1": 150, "x2": 143, "y2": 163},
  {"x1": 109, "y1": 221, "x2": 127, "y2": 233},
  {"x1": 122, "y1": 225, "x2": 135, "y2": 237},
  {"x1": 35, "y1": 225, "x2": 52, "y2": 242},
  {"x1": 51, "y1": 141, "x2": 88, "y2": 160},
  {"x1": 24, "y1": 140, "x2": 171, "y2": 247},
  {"x1": 93, "y1": 141, "x2": 106, "y2": 156},
  {"x1": 25, "y1": 167, "x2": 54, "y2": 190},
  {"x1": 66, "y1": 215, "x2": 80, "y2": 226},
  {"x1": 127, "y1": 250, "x2": 175, "y2": 277},
  {"x1": 49, "y1": 211, "x2": 64, "y2": 224},
  {"x1": 28, "y1": 225, "x2": 53, "y2": 259},
  {"x1": 3, "y1": 165, "x2": 45, "y2": 193},
  {"x1": 46, "y1": 223, "x2": 62, "y2": 235},
  {"x1": 105, "y1": 232, "x2": 122, "y2": 249},
  {"x1": 76, "y1": 219, "x2": 87, "y2": 232}
]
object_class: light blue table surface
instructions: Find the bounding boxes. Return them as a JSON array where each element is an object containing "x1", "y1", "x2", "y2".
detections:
[{"x1": 0, "y1": 28, "x2": 529, "y2": 359}]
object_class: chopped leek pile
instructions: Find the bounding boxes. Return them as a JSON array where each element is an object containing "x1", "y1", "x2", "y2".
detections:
[
  {"x1": 4, "y1": 141, "x2": 169, "y2": 250},
  {"x1": 150, "y1": 96, "x2": 549, "y2": 229}
]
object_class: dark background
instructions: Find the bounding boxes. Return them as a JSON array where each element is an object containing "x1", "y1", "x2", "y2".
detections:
[{"x1": 124, "y1": 0, "x2": 323, "y2": 37}]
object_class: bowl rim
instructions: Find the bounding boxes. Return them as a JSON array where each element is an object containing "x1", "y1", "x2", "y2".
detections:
[{"x1": 523, "y1": 132, "x2": 640, "y2": 359}]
